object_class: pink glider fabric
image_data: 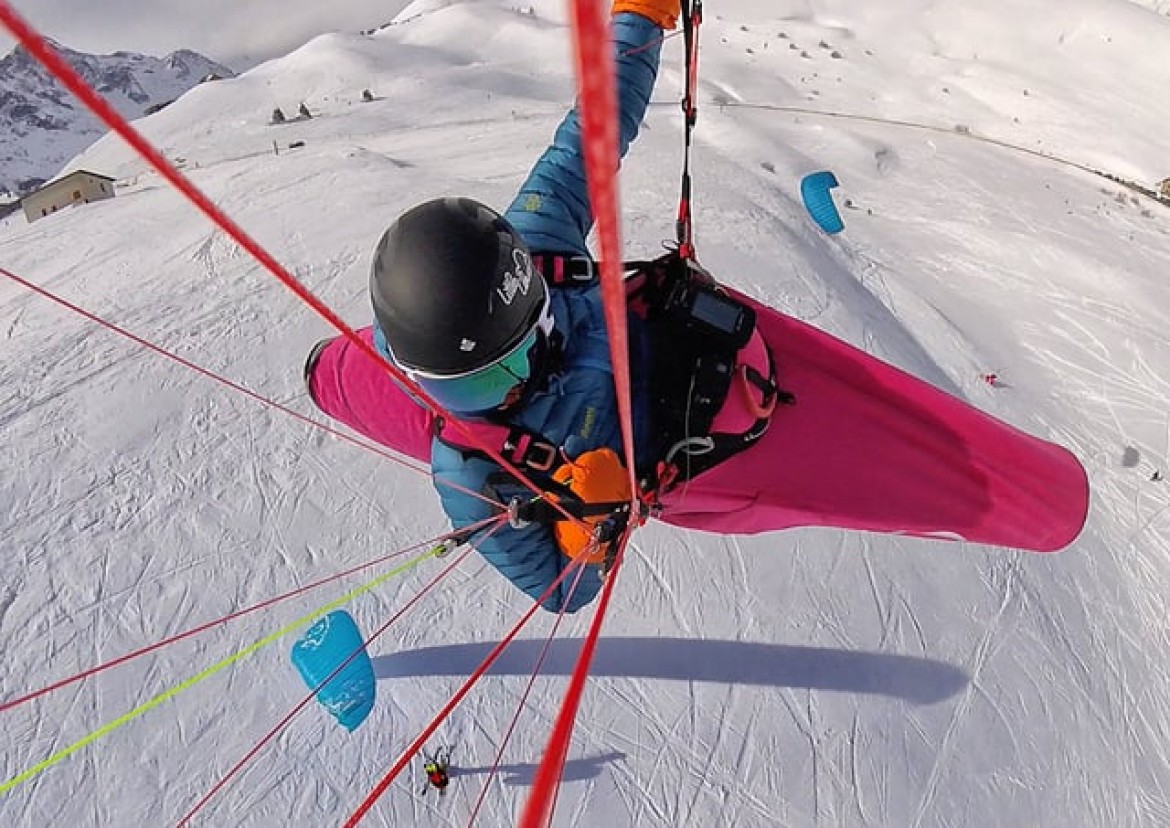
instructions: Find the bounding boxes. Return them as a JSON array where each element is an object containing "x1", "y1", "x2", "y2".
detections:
[
  {"x1": 659, "y1": 292, "x2": 1089, "y2": 552},
  {"x1": 309, "y1": 306, "x2": 1088, "y2": 554},
  {"x1": 307, "y1": 327, "x2": 435, "y2": 465}
]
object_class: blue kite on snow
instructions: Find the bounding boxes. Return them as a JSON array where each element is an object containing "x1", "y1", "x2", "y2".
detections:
[
  {"x1": 290, "y1": 610, "x2": 376, "y2": 732},
  {"x1": 800, "y1": 170, "x2": 844, "y2": 234}
]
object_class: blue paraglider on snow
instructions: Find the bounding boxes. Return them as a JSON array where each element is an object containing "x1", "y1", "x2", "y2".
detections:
[
  {"x1": 290, "y1": 609, "x2": 376, "y2": 732},
  {"x1": 800, "y1": 170, "x2": 844, "y2": 234}
]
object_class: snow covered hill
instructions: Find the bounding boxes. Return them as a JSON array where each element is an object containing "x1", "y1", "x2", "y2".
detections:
[
  {"x1": 0, "y1": 39, "x2": 233, "y2": 194},
  {"x1": 2, "y1": 1, "x2": 1169, "y2": 826},
  {"x1": 1129, "y1": 0, "x2": 1170, "y2": 13}
]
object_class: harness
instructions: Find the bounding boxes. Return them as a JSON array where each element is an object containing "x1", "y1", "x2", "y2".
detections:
[
  {"x1": 433, "y1": 251, "x2": 793, "y2": 516},
  {"x1": 627, "y1": 251, "x2": 791, "y2": 484}
]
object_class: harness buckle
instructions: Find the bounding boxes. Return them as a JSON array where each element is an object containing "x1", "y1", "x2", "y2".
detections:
[
  {"x1": 568, "y1": 257, "x2": 596, "y2": 283},
  {"x1": 507, "y1": 497, "x2": 531, "y2": 529},
  {"x1": 521, "y1": 440, "x2": 557, "y2": 472},
  {"x1": 503, "y1": 429, "x2": 560, "y2": 472}
]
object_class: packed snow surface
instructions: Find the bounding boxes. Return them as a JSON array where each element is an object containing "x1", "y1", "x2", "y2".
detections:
[{"x1": 2, "y1": 1, "x2": 1169, "y2": 825}]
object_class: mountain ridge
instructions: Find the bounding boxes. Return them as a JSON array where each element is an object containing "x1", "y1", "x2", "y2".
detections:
[{"x1": 0, "y1": 38, "x2": 233, "y2": 195}]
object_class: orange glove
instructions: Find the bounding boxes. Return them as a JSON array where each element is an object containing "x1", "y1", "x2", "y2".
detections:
[
  {"x1": 551, "y1": 448, "x2": 632, "y2": 564},
  {"x1": 613, "y1": 0, "x2": 680, "y2": 30}
]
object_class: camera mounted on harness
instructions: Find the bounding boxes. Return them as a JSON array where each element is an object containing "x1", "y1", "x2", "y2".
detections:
[
  {"x1": 432, "y1": 249, "x2": 792, "y2": 534},
  {"x1": 627, "y1": 250, "x2": 791, "y2": 487}
]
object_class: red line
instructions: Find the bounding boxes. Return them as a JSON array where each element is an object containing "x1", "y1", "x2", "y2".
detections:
[
  {"x1": 0, "y1": 265, "x2": 501, "y2": 510},
  {"x1": 567, "y1": 2, "x2": 641, "y2": 504},
  {"x1": 1, "y1": 265, "x2": 418, "y2": 478},
  {"x1": 343, "y1": 554, "x2": 592, "y2": 826},
  {"x1": 1, "y1": 518, "x2": 498, "y2": 715},
  {"x1": 464, "y1": 561, "x2": 589, "y2": 826},
  {"x1": 175, "y1": 520, "x2": 503, "y2": 827},
  {"x1": 0, "y1": 2, "x2": 594, "y2": 534},
  {"x1": 515, "y1": 4, "x2": 642, "y2": 824},
  {"x1": 518, "y1": 533, "x2": 632, "y2": 828}
]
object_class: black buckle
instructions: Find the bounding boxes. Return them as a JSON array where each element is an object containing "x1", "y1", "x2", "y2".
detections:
[
  {"x1": 503, "y1": 428, "x2": 559, "y2": 473},
  {"x1": 536, "y1": 254, "x2": 597, "y2": 286},
  {"x1": 522, "y1": 440, "x2": 557, "y2": 472},
  {"x1": 567, "y1": 257, "x2": 595, "y2": 283}
]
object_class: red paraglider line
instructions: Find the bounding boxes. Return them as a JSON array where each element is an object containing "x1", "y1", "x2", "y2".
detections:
[
  {"x1": 0, "y1": 266, "x2": 508, "y2": 511},
  {"x1": 176, "y1": 519, "x2": 506, "y2": 827},
  {"x1": 0, "y1": 1, "x2": 595, "y2": 535},
  {"x1": 567, "y1": 2, "x2": 640, "y2": 503},
  {"x1": 344, "y1": 552, "x2": 595, "y2": 826},
  {"x1": 0, "y1": 518, "x2": 498, "y2": 716},
  {"x1": 464, "y1": 560, "x2": 590, "y2": 826},
  {"x1": 517, "y1": 3, "x2": 646, "y2": 824},
  {"x1": 0, "y1": 266, "x2": 423, "y2": 473},
  {"x1": 518, "y1": 533, "x2": 635, "y2": 828}
]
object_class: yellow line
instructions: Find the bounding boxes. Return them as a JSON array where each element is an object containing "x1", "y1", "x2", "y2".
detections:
[{"x1": 1, "y1": 544, "x2": 443, "y2": 795}]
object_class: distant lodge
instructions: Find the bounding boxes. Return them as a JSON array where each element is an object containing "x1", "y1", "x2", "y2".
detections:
[{"x1": 22, "y1": 170, "x2": 116, "y2": 224}]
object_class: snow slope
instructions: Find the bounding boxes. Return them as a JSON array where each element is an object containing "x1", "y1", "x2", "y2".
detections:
[
  {"x1": 0, "y1": 40, "x2": 233, "y2": 194},
  {"x1": 2, "y1": 1, "x2": 1169, "y2": 825}
]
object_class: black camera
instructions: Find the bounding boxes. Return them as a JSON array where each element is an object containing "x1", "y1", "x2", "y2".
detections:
[{"x1": 662, "y1": 278, "x2": 755, "y2": 351}]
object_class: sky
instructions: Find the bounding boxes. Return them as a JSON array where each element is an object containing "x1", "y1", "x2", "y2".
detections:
[
  {"x1": 2, "y1": 0, "x2": 1167, "y2": 70},
  {"x1": 0, "y1": 0, "x2": 414, "y2": 70},
  {"x1": 2, "y1": 0, "x2": 1170, "y2": 826}
]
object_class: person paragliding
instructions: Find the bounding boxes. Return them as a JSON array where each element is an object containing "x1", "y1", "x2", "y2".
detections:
[
  {"x1": 421, "y1": 746, "x2": 452, "y2": 797},
  {"x1": 305, "y1": 0, "x2": 1088, "y2": 614}
]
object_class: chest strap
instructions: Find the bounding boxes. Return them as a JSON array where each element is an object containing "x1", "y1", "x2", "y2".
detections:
[
  {"x1": 434, "y1": 417, "x2": 563, "y2": 475},
  {"x1": 532, "y1": 253, "x2": 657, "y2": 288},
  {"x1": 532, "y1": 254, "x2": 597, "y2": 286}
]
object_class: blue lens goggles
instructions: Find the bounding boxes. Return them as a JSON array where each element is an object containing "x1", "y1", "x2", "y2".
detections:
[{"x1": 412, "y1": 325, "x2": 542, "y2": 414}]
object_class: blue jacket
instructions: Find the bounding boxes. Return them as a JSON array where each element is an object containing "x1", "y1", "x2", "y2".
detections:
[{"x1": 431, "y1": 13, "x2": 663, "y2": 612}]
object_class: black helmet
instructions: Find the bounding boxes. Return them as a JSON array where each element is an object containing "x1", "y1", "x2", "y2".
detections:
[{"x1": 370, "y1": 197, "x2": 547, "y2": 376}]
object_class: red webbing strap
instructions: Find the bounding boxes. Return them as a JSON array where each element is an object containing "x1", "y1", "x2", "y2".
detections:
[
  {"x1": 565, "y1": 0, "x2": 640, "y2": 505},
  {"x1": 517, "y1": 3, "x2": 641, "y2": 825},
  {"x1": 676, "y1": 0, "x2": 703, "y2": 258}
]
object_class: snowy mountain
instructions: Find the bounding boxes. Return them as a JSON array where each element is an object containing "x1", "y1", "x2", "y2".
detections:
[
  {"x1": 2, "y1": 1, "x2": 1170, "y2": 826},
  {"x1": 0, "y1": 39, "x2": 233, "y2": 194}
]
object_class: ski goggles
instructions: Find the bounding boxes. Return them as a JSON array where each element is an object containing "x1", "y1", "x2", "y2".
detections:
[{"x1": 380, "y1": 298, "x2": 554, "y2": 415}]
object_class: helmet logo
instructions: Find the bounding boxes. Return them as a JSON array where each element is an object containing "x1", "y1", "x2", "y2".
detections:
[
  {"x1": 495, "y1": 249, "x2": 534, "y2": 307},
  {"x1": 459, "y1": 338, "x2": 477, "y2": 352}
]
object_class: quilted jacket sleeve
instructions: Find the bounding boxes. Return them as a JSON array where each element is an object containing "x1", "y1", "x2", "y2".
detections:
[
  {"x1": 503, "y1": 12, "x2": 664, "y2": 255},
  {"x1": 433, "y1": 12, "x2": 665, "y2": 613}
]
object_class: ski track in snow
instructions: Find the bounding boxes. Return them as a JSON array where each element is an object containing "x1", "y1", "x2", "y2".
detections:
[{"x1": 2, "y1": 0, "x2": 1170, "y2": 826}]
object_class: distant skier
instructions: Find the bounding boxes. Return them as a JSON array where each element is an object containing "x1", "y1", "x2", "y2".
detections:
[{"x1": 421, "y1": 746, "x2": 452, "y2": 797}]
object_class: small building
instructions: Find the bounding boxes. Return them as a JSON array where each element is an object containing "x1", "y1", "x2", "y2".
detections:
[
  {"x1": 22, "y1": 170, "x2": 116, "y2": 224},
  {"x1": 1159, "y1": 178, "x2": 1170, "y2": 200}
]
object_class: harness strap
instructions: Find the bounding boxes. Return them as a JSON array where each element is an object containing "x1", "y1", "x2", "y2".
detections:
[
  {"x1": 510, "y1": 496, "x2": 632, "y2": 526},
  {"x1": 500, "y1": 426, "x2": 560, "y2": 472},
  {"x1": 533, "y1": 254, "x2": 596, "y2": 286},
  {"x1": 738, "y1": 363, "x2": 779, "y2": 419},
  {"x1": 435, "y1": 416, "x2": 563, "y2": 475},
  {"x1": 532, "y1": 253, "x2": 656, "y2": 287}
]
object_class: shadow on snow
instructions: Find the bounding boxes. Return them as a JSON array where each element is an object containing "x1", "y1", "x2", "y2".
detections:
[
  {"x1": 445, "y1": 751, "x2": 627, "y2": 787},
  {"x1": 373, "y1": 637, "x2": 968, "y2": 705}
]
